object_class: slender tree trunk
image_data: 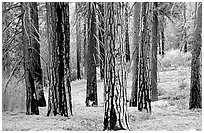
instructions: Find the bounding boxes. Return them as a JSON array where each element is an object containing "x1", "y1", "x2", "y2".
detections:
[
  {"x1": 151, "y1": 2, "x2": 158, "y2": 102},
  {"x1": 138, "y1": 2, "x2": 151, "y2": 112},
  {"x1": 83, "y1": 18, "x2": 87, "y2": 78},
  {"x1": 130, "y1": 2, "x2": 141, "y2": 107},
  {"x1": 161, "y1": 28, "x2": 165, "y2": 56},
  {"x1": 189, "y1": 2, "x2": 202, "y2": 109},
  {"x1": 125, "y1": 2, "x2": 130, "y2": 62},
  {"x1": 183, "y1": 3, "x2": 187, "y2": 53},
  {"x1": 86, "y1": 2, "x2": 98, "y2": 107},
  {"x1": 76, "y1": 3, "x2": 81, "y2": 79},
  {"x1": 22, "y1": 2, "x2": 39, "y2": 115},
  {"x1": 98, "y1": 2, "x2": 105, "y2": 80},
  {"x1": 29, "y1": 2, "x2": 46, "y2": 107}
]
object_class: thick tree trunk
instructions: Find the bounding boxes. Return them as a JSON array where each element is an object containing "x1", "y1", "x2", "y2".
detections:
[
  {"x1": 86, "y1": 2, "x2": 98, "y2": 107},
  {"x1": 22, "y1": 2, "x2": 39, "y2": 115},
  {"x1": 151, "y1": 2, "x2": 158, "y2": 102},
  {"x1": 46, "y1": 2, "x2": 71, "y2": 117},
  {"x1": 189, "y1": 2, "x2": 202, "y2": 109},
  {"x1": 130, "y1": 2, "x2": 141, "y2": 107},
  {"x1": 29, "y1": 2, "x2": 46, "y2": 107},
  {"x1": 103, "y1": 3, "x2": 129, "y2": 130},
  {"x1": 98, "y1": 3, "x2": 105, "y2": 80}
]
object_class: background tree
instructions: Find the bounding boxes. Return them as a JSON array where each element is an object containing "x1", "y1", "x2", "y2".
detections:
[
  {"x1": 189, "y1": 2, "x2": 202, "y2": 109},
  {"x1": 130, "y1": 2, "x2": 141, "y2": 107},
  {"x1": 103, "y1": 2, "x2": 129, "y2": 130},
  {"x1": 125, "y1": 2, "x2": 130, "y2": 62},
  {"x1": 46, "y1": 2, "x2": 72, "y2": 117},
  {"x1": 86, "y1": 2, "x2": 98, "y2": 106},
  {"x1": 22, "y1": 2, "x2": 39, "y2": 115},
  {"x1": 151, "y1": 2, "x2": 158, "y2": 102},
  {"x1": 76, "y1": 2, "x2": 82, "y2": 79},
  {"x1": 98, "y1": 2, "x2": 105, "y2": 80}
]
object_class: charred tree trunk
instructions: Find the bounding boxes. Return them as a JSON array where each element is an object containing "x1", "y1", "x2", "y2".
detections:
[
  {"x1": 22, "y1": 2, "x2": 39, "y2": 115},
  {"x1": 98, "y1": 2, "x2": 105, "y2": 80},
  {"x1": 151, "y1": 2, "x2": 158, "y2": 102},
  {"x1": 46, "y1": 2, "x2": 71, "y2": 117},
  {"x1": 29, "y1": 2, "x2": 46, "y2": 107},
  {"x1": 86, "y1": 2, "x2": 98, "y2": 107},
  {"x1": 189, "y1": 2, "x2": 202, "y2": 109},
  {"x1": 103, "y1": 3, "x2": 129, "y2": 130},
  {"x1": 130, "y1": 2, "x2": 141, "y2": 107}
]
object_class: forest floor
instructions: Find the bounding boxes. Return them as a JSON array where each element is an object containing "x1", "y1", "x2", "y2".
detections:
[{"x1": 2, "y1": 67, "x2": 202, "y2": 131}]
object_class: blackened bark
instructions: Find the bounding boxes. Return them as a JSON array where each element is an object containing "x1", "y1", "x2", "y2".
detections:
[
  {"x1": 86, "y1": 2, "x2": 98, "y2": 106},
  {"x1": 189, "y1": 2, "x2": 202, "y2": 109},
  {"x1": 130, "y1": 2, "x2": 140, "y2": 107}
]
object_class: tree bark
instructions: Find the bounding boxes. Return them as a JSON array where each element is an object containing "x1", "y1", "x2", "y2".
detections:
[
  {"x1": 76, "y1": 3, "x2": 81, "y2": 79},
  {"x1": 189, "y1": 2, "x2": 202, "y2": 109},
  {"x1": 22, "y1": 2, "x2": 39, "y2": 115},
  {"x1": 151, "y1": 2, "x2": 158, "y2": 102},
  {"x1": 86, "y1": 2, "x2": 98, "y2": 107},
  {"x1": 29, "y1": 2, "x2": 46, "y2": 107},
  {"x1": 103, "y1": 3, "x2": 129, "y2": 130},
  {"x1": 125, "y1": 2, "x2": 130, "y2": 62},
  {"x1": 46, "y1": 2, "x2": 71, "y2": 117},
  {"x1": 98, "y1": 2, "x2": 105, "y2": 80},
  {"x1": 130, "y1": 2, "x2": 141, "y2": 107}
]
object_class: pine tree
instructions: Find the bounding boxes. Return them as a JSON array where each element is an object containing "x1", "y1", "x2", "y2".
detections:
[
  {"x1": 86, "y1": 2, "x2": 98, "y2": 107},
  {"x1": 22, "y1": 2, "x2": 39, "y2": 115},
  {"x1": 103, "y1": 3, "x2": 129, "y2": 130},
  {"x1": 46, "y1": 2, "x2": 72, "y2": 117},
  {"x1": 29, "y1": 2, "x2": 46, "y2": 107},
  {"x1": 189, "y1": 2, "x2": 202, "y2": 109},
  {"x1": 151, "y1": 2, "x2": 158, "y2": 102},
  {"x1": 130, "y1": 2, "x2": 141, "y2": 107}
]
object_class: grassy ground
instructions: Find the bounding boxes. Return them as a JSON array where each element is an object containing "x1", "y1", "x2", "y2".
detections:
[{"x1": 2, "y1": 67, "x2": 202, "y2": 131}]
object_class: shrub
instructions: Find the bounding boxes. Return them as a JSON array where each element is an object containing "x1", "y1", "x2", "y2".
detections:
[{"x1": 158, "y1": 49, "x2": 192, "y2": 70}]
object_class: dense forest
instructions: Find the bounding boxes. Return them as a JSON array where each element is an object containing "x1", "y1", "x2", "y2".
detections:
[{"x1": 2, "y1": 2, "x2": 202, "y2": 131}]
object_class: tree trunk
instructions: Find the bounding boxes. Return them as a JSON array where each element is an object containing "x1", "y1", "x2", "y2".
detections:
[
  {"x1": 29, "y1": 2, "x2": 46, "y2": 107},
  {"x1": 103, "y1": 3, "x2": 129, "y2": 130},
  {"x1": 125, "y1": 2, "x2": 130, "y2": 62},
  {"x1": 86, "y1": 2, "x2": 98, "y2": 107},
  {"x1": 161, "y1": 29, "x2": 165, "y2": 56},
  {"x1": 130, "y1": 2, "x2": 141, "y2": 107},
  {"x1": 183, "y1": 3, "x2": 187, "y2": 53},
  {"x1": 189, "y1": 2, "x2": 202, "y2": 109},
  {"x1": 151, "y1": 2, "x2": 158, "y2": 102},
  {"x1": 46, "y1": 2, "x2": 71, "y2": 117},
  {"x1": 83, "y1": 17, "x2": 87, "y2": 78},
  {"x1": 22, "y1": 2, "x2": 39, "y2": 115},
  {"x1": 98, "y1": 2, "x2": 105, "y2": 80},
  {"x1": 138, "y1": 2, "x2": 151, "y2": 112},
  {"x1": 76, "y1": 3, "x2": 81, "y2": 79}
]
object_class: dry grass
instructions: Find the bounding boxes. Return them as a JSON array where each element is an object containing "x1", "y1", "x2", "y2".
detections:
[{"x1": 2, "y1": 67, "x2": 202, "y2": 131}]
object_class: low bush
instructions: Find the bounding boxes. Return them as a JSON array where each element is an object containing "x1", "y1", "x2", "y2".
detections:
[{"x1": 158, "y1": 49, "x2": 192, "y2": 70}]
